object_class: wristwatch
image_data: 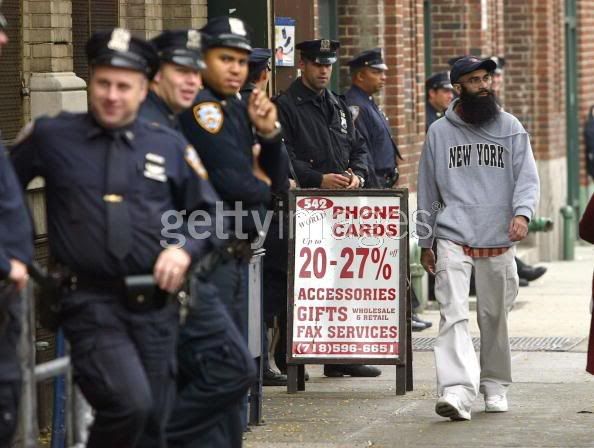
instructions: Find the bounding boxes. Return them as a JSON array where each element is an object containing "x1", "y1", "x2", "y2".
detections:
[
  {"x1": 357, "y1": 175, "x2": 365, "y2": 188},
  {"x1": 257, "y1": 120, "x2": 282, "y2": 141}
]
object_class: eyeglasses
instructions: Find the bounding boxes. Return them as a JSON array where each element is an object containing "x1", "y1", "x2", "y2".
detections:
[{"x1": 458, "y1": 73, "x2": 493, "y2": 87}]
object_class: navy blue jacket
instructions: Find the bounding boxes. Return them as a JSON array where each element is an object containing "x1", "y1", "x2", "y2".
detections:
[
  {"x1": 275, "y1": 78, "x2": 369, "y2": 188},
  {"x1": 179, "y1": 85, "x2": 288, "y2": 228},
  {"x1": 0, "y1": 142, "x2": 33, "y2": 278},
  {"x1": 345, "y1": 85, "x2": 401, "y2": 184},
  {"x1": 11, "y1": 112, "x2": 218, "y2": 278},
  {"x1": 139, "y1": 90, "x2": 181, "y2": 131},
  {"x1": 425, "y1": 101, "x2": 444, "y2": 132}
]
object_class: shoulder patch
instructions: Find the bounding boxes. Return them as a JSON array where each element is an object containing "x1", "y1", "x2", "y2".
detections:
[
  {"x1": 14, "y1": 121, "x2": 35, "y2": 145},
  {"x1": 184, "y1": 145, "x2": 208, "y2": 179},
  {"x1": 349, "y1": 105, "x2": 360, "y2": 121},
  {"x1": 193, "y1": 102, "x2": 223, "y2": 134}
]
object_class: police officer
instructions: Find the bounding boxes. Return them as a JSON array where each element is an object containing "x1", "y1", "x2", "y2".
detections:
[
  {"x1": 241, "y1": 48, "x2": 272, "y2": 101},
  {"x1": 346, "y1": 48, "x2": 431, "y2": 332},
  {"x1": 0, "y1": 6, "x2": 34, "y2": 445},
  {"x1": 489, "y1": 56, "x2": 506, "y2": 96},
  {"x1": 140, "y1": 29, "x2": 205, "y2": 130},
  {"x1": 276, "y1": 39, "x2": 381, "y2": 378},
  {"x1": 425, "y1": 71, "x2": 454, "y2": 131},
  {"x1": 345, "y1": 48, "x2": 401, "y2": 189},
  {"x1": 239, "y1": 47, "x2": 291, "y2": 386},
  {"x1": 178, "y1": 17, "x2": 288, "y2": 338},
  {"x1": 276, "y1": 39, "x2": 368, "y2": 190},
  {"x1": 11, "y1": 28, "x2": 219, "y2": 448},
  {"x1": 138, "y1": 28, "x2": 257, "y2": 448}
]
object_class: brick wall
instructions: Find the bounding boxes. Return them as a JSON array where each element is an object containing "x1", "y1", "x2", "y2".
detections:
[
  {"x1": 119, "y1": 0, "x2": 208, "y2": 38},
  {"x1": 578, "y1": 0, "x2": 594, "y2": 186},
  {"x1": 23, "y1": 0, "x2": 75, "y2": 121},
  {"x1": 430, "y1": 0, "x2": 504, "y2": 73},
  {"x1": 119, "y1": 0, "x2": 162, "y2": 38},
  {"x1": 504, "y1": 0, "x2": 565, "y2": 161},
  {"x1": 162, "y1": 0, "x2": 208, "y2": 30},
  {"x1": 24, "y1": 0, "x2": 73, "y2": 74},
  {"x1": 335, "y1": 0, "x2": 425, "y2": 192}
]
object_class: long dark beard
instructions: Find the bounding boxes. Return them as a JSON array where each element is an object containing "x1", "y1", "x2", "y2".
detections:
[{"x1": 458, "y1": 87, "x2": 500, "y2": 126}]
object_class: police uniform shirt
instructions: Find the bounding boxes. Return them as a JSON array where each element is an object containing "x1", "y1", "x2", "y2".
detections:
[
  {"x1": 275, "y1": 78, "x2": 369, "y2": 188},
  {"x1": 10, "y1": 112, "x2": 218, "y2": 278},
  {"x1": 426, "y1": 101, "x2": 444, "y2": 132},
  {"x1": 179, "y1": 85, "x2": 288, "y2": 210},
  {"x1": 0, "y1": 142, "x2": 33, "y2": 278},
  {"x1": 345, "y1": 84, "x2": 401, "y2": 174},
  {"x1": 139, "y1": 90, "x2": 181, "y2": 130}
]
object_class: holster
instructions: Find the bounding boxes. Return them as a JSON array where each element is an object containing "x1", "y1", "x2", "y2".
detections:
[
  {"x1": 123, "y1": 275, "x2": 170, "y2": 313},
  {"x1": 29, "y1": 263, "x2": 68, "y2": 332}
]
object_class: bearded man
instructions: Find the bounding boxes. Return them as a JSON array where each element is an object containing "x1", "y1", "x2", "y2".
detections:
[{"x1": 416, "y1": 56, "x2": 540, "y2": 421}]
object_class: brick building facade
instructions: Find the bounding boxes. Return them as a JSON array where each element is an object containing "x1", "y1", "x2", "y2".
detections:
[{"x1": 0, "y1": 0, "x2": 592, "y2": 262}]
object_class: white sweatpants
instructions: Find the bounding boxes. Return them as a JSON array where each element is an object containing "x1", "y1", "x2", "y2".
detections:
[{"x1": 433, "y1": 239, "x2": 519, "y2": 411}]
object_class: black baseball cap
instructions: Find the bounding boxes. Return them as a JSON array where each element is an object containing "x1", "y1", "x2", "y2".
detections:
[
  {"x1": 200, "y1": 16, "x2": 252, "y2": 53},
  {"x1": 450, "y1": 56, "x2": 497, "y2": 84},
  {"x1": 86, "y1": 28, "x2": 160, "y2": 79},
  {"x1": 296, "y1": 39, "x2": 340, "y2": 65},
  {"x1": 152, "y1": 29, "x2": 205, "y2": 70},
  {"x1": 489, "y1": 56, "x2": 506, "y2": 74}
]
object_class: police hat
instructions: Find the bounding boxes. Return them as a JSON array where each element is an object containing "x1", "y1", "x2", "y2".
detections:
[
  {"x1": 152, "y1": 29, "x2": 205, "y2": 70},
  {"x1": 449, "y1": 55, "x2": 497, "y2": 84},
  {"x1": 249, "y1": 48, "x2": 272, "y2": 74},
  {"x1": 347, "y1": 48, "x2": 387, "y2": 71},
  {"x1": 200, "y1": 16, "x2": 252, "y2": 53},
  {"x1": 86, "y1": 28, "x2": 159, "y2": 79},
  {"x1": 426, "y1": 72, "x2": 454, "y2": 91},
  {"x1": 489, "y1": 56, "x2": 506, "y2": 74},
  {"x1": 0, "y1": 0, "x2": 7, "y2": 31},
  {"x1": 296, "y1": 39, "x2": 340, "y2": 65}
]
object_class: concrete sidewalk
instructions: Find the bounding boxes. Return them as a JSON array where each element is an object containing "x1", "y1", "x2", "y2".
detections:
[{"x1": 245, "y1": 246, "x2": 594, "y2": 448}]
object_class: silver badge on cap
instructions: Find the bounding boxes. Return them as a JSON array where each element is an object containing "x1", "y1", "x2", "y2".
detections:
[
  {"x1": 321, "y1": 39, "x2": 330, "y2": 52},
  {"x1": 187, "y1": 30, "x2": 201, "y2": 49},
  {"x1": 229, "y1": 18, "x2": 247, "y2": 36},
  {"x1": 107, "y1": 28, "x2": 131, "y2": 53}
]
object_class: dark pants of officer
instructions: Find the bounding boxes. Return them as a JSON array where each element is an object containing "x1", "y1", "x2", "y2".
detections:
[
  {"x1": 209, "y1": 257, "x2": 250, "y2": 338},
  {"x1": 0, "y1": 285, "x2": 22, "y2": 448},
  {"x1": 263, "y1": 215, "x2": 289, "y2": 371},
  {"x1": 60, "y1": 289, "x2": 178, "y2": 448},
  {"x1": 167, "y1": 278, "x2": 256, "y2": 448}
]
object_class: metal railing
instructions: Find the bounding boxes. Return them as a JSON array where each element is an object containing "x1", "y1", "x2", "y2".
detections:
[{"x1": 15, "y1": 250, "x2": 266, "y2": 447}]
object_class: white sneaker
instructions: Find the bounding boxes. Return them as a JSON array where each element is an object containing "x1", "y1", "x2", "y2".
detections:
[
  {"x1": 435, "y1": 394, "x2": 471, "y2": 421},
  {"x1": 485, "y1": 394, "x2": 508, "y2": 413}
]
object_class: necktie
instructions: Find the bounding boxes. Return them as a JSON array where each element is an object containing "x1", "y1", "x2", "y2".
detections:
[{"x1": 105, "y1": 132, "x2": 132, "y2": 260}]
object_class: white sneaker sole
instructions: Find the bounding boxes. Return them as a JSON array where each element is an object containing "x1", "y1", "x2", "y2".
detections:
[
  {"x1": 485, "y1": 396, "x2": 508, "y2": 413},
  {"x1": 485, "y1": 403, "x2": 508, "y2": 413},
  {"x1": 435, "y1": 399, "x2": 471, "y2": 421}
]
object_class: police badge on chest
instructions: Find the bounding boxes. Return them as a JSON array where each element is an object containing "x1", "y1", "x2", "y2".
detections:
[
  {"x1": 339, "y1": 109, "x2": 348, "y2": 134},
  {"x1": 144, "y1": 153, "x2": 167, "y2": 182}
]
